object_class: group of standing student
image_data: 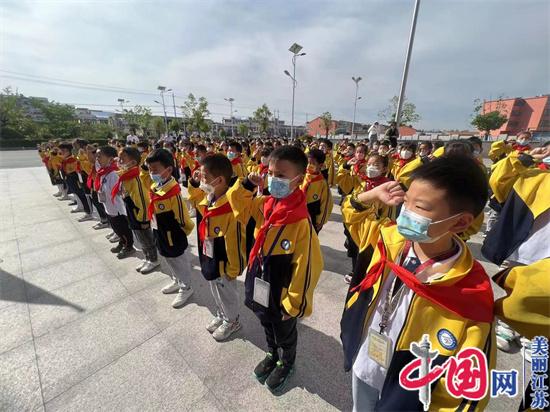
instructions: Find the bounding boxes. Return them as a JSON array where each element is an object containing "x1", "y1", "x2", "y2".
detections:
[{"x1": 38, "y1": 131, "x2": 549, "y2": 410}]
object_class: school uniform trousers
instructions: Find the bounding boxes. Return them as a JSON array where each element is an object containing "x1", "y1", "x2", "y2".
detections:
[{"x1": 259, "y1": 317, "x2": 298, "y2": 366}]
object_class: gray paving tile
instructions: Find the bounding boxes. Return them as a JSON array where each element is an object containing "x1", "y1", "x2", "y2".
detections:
[
  {"x1": 111, "y1": 263, "x2": 167, "y2": 295},
  {"x1": 29, "y1": 271, "x2": 128, "y2": 337},
  {"x1": 19, "y1": 239, "x2": 89, "y2": 273},
  {"x1": 0, "y1": 342, "x2": 43, "y2": 412},
  {"x1": 0, "y1": 239, "x2": 19, "y2": 258},
  {"x1": 0, "y1": 302, "x2": 32, "y2": 355},
  {"x1": 44, "y1": 335, "x2": 208, "y2": 412},
  {"x1": 24, "y1": 254, "x2": 110, "y2": 299},
  {"x1": 15, "y1": 218, "x2": 74, "y2": 239},
  {"x1": 0, "y1": 266, "x2": 26, "y2": 312},
  {"x1": 12, "y1": 206, "x2": 66, "y2": 226},
  {"x1": 35, "y1": 296, "x2": 159, "y2": 401}
]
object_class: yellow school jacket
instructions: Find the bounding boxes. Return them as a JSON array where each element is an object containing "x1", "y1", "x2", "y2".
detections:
[
  {"x1": 300, "y1": 172, "x2": 333, "y2": 229},
  {"x1": 488, "y1": 140, "x2": 513, "y2": 163},
  {"x1": 323, "y1": 152, "x2": 336, "y2": 187},
  {"x1": 77, "y1": 149, "x2": 92, "y2": 176},
  {"x1": 341, "y1": 223, "x2": 495, "y2": 411},
  {"x1": 489, "y1": 152, "x2": 534, "y2": 204},
  {"x1": 187, "y1": 183, "x2": 246, "y2": 280},
  {"x1": 227, "y1": 179, "x2": 323, "y2": 321},
  {"x1": 231, "y1": 158, "x2": 248, "y2": 179},
  {"x1": 119, "y1": 167, "x2": 151, "y2": 229},
  {"x1": 150, "y1": 178, "x2": 194, "y2": 258}
]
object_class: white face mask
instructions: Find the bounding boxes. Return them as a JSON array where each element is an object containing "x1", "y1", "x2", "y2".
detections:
[
  {"x1": 400, "y1": 150, "x2": 413, "y2": 160},
  {"x1": 366, "y1": 166, "x2": 382, "y2": 178},
  {"x1": 199, "y1": 177, "x2": 219, "y2": 196}
]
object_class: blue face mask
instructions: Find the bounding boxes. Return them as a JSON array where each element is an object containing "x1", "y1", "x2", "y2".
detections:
[
  {"x1": 517, "y1": 139, "x2": 529, "y2": 147},
  {"x1": 396, "y1": 205, "x2": 460, "y2": 243},
  {"x1": 227, "y1": 152, "x2": 237, "y2": 160},
  {"x1": 150, "y1": 173, "x2": 164, "y2": 186},
  {"x1": 268, "y1": 175, "x2": 300, "y2": 199}
]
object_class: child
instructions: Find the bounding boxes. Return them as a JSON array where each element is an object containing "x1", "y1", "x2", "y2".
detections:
[
  {"x1": 301, "y1": 149, "x2": 333, "y2": 233},
  {"x1": 341, "y1": 155, "x2": 494, "y2": 411},
  {"x1": 318, "y1": 138, "x2": 336, "y2": 187},
  {"x1": 146, "y1": 148, "x2": 195, "y2": 308},
  {"x1": 227, "y1": 141, "x2": 248, "y2": 178},
  {"x1": 85, "y1": 144, "x2": 110, "y2": 230},
  {"x1": 187, "y1": 154, "x2": 246, "y2": 341},
  {"x1": 390, "y1": 142, "x2": 416, "y2": 182},
  {"x1": 227, "y1": 145, "x2": 323, "y2": 393},
  {"x1": 96, "y1": 146, "x2": 135, "y2": 259},
  {"x1": 336, "y1": 143, "x2": 368, "y2": 201},
  {"x1": 340, "y1": 153, "x2": 392, "y2": 283},
  {"x1": 114, "y1": 147, "x2": 160, "y2": 274},
  {"x1": 58, "y1": 142, "x2": 94, "y2": 221}
]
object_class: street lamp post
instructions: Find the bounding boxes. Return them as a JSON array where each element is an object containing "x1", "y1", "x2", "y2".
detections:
[
  {"x1": 285, "y1": 43, "x2": 306, "y2": 140},
  {"x1": 395, "y1": 0, "x2": 421, "y2": 127},
  {"x1": 157, "y1": 85, "x2": 172, "y2": 135},
  {"x1": 224, "y1": 97, "x2": 234, "y2": 138},
  {"x1": 351, "y1": 76, "x2": 362, "y2": 139}
]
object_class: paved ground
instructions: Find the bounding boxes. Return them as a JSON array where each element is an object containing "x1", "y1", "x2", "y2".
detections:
[
  {"x1": 0, "y1": 150, "x2": 42, "y2": 169},
  {"x1": 0, "y1": 163, "x2": 527, "y2": 411}
]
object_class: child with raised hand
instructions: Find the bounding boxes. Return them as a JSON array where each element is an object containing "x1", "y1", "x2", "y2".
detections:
[
  {"x1": 146, "y1": 148, "x2": 195, "y2": 308},
  {"x1": 301, "y1": 148, "x2": 333, "y2": 233},
  {"x1": 187, "y1": 153, "x2": 245, "y2": 341},
  {"x1": 227, "y1": 141, "x2": 248, "y2": 178},
  {"x1": 336, "y1": 143, "x2": 368, "y2": 200},
  {"x1": 227, "y1": 145, "x2": 323, "y2": 394},
  {"x1": 341, "y1": 155, "x2": 495, "y2": 411}
]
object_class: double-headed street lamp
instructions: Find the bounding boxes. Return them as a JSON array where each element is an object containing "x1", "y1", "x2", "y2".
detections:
[
  {"x1": 351, "y1": 76, "x2": 362, "y2": 139},
  {"x1": 224, "y1": 97, "x2": 235, "y2": 137},
  {"x1": 157, "y1": 85, "x2": 172, "y2": 134},
  {"x1": 284, "y1": 43, "x2": 306, "y2": 140}
]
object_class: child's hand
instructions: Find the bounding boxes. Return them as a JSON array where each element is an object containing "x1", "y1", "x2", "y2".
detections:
[
  {"x1": 530, "y1": 146, "x2": 550, "y2": 160},
  {"x1": 192, "y1": 169, "x2": 201, "y2": 183},
  {"x1": 282, "y1": 313, "x2": 293, "y2": 321},
  {"x1": 358, "y1": 181, "x2": 405, "y2": 206},
  {"x1": 248, "y1": 173, "x2": 262, "y2": 186}
]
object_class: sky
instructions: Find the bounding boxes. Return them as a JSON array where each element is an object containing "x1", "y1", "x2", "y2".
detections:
[{"x1": 1, "y1": 0, "x2": 549, "y2": 130}]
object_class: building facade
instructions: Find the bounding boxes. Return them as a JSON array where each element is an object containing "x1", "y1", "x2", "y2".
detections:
[{"x1": 482, "y1": 95, "x2": 550, "y2": 137}]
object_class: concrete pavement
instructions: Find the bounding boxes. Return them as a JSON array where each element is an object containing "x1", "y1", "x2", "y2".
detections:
[{"x1": 0, "y1": 165, "x2": 526, "y2": 411}]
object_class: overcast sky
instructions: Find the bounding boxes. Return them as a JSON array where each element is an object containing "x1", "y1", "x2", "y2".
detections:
[{"x1": 1, "y1": 0, "x2": 548, "y2": 130}]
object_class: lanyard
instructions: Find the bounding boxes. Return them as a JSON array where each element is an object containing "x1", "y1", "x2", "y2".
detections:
[{"x1": 378, "y1": 240, "x2": 459, "y2": 334}]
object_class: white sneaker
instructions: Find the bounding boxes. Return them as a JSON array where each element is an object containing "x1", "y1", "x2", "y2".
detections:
[
  {"x1": 109, "y1": 235, "x2": 120, "y2": 243},
  {"x1": 106, "y1": 231, "x2": 115, "y2": 239},
  {"x1": 53, "y1": 191, "x2": 62, "y2": 197},
  {"x1": 172, "y1": 287, "x2": 193, "y2": 308},
  {"x1": 496, "y1": 322, "x2": 518, "y2": 352},
  {"x1": 70, "y1": 207, "x2": 84, "y2": 213},
  {"x1": 140, "y1": 260, "x2": 160, "y2": 274},
  {"x1": 161, "y1": 280, "x2": 181, "y2": 294},
  {"x1": 135, "y1": 260, "x2": 147, "y2": 272},
  {"x1": 212, "y1": 320, "x2": 242, "y2": 341},
  {"x1": 206, "y1": 316, "x2": 224, "y2": 333},
  {"x1": 78, "y1": 214, "x2": 94, "y2": 222},
  {"x1": 58, "y1": 195, "x2": 70, "y2": 201}
]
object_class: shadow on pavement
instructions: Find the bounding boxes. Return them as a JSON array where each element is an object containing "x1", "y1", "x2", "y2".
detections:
[
  {"x1": 320, "y1": 245, "x2": 352, "y2": 276},
  {"x1": 0, "y1": 268, "x2": 84, "y2": 312}
]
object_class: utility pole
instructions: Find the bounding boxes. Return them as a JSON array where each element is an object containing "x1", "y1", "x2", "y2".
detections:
[
  {"x1": 224, "y1": 97, "x2": 234, "y2": 138},
  {"x1": 351, "y1": 77, "x2": 362, "y2": 139}
]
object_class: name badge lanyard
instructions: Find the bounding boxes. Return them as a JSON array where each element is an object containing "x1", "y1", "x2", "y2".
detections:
[
  {"x1": 257, "y1": 225, "x2": 286, "y2": 281},
  {"x1": 378, "y1": 240, "x2": 459, "y2": 335}
]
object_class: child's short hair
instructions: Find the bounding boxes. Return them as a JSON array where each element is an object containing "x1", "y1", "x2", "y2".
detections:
[
  {"x1": 229, "y1": 141, "x2": 242, "y2": 153},
  {"x1": 137, "y1": 141, "x2": 149, "y2": 150},
  {"x1": 121, "y1": 147, "x2": 141, "y2": 163},
  {"x1": 368, "y1": 153, "x2": 389, "y2": 168},
  {"x1": 269, "y1": 145, "x2": 308, "y2": 174},
  {"x1": 401, "y1": 142, "x2": 417, "y2": 152},
  {"x1": 411, "y1": 155, "x2": 488, "y2": 217},
  {"x1": 202, "y1": 153, "x2": 233, "y2": 185},
  {"x1": 58, "y1": 142, "x2": 73, "y2": 152},
  {"x1": 308, "y1": 148, "x2": 326, "y2": 165},
  {"x1": 195, "y1": 144, "x2": 207, "y2": 153},
  {"x1": 98, "y1": 145, "x2": 118, "y2": 158},
  {"x1": 467, "y1": 136, "x2": 482, "y2": 150},
  {"x1": 319, "y1": 138, "x2": 333, "y2": 149},
  {"x1": 146, "y1": 148, "x2": 174, "y2": 168},
  {"x1": 433, "y1": 140, "x2": 445, "y2": 150},
  {"x1": 261, "y1": 147, "x2": 273, "y2": 157},
  {"x1": 346, "y1": 143, "x2": 356, "y2": 150},
  {"x1": 419, "y1": 141, "x2": 433, "y2": 151},
  {"x1": 444, "y1": 139, "x2": 474, "y2": 157}
]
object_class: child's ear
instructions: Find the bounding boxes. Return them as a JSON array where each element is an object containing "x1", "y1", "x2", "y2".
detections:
[{"x1": 449, "y1": 213, "x2": 474, "y2": 233}]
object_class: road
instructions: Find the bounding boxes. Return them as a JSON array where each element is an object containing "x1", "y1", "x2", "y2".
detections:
[{"x1": 0, "y1": 150, "x2": 42, "y2": 169}]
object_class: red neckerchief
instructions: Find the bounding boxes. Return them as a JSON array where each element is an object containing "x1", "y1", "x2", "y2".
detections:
[
  {"x1": 248, "y1": 189, "x2": 310, "y2": 266},
  {"x1": 538, "y1": 163, "x2": 549, "y2": 171},
  {"x1": 302, "y1": 172, "x2": 324, "y2": 193},
  {"x1": 61, "y1": 156, "x2": 79, "y2": 173},
  {"x1": 179, "y1": 156, "x2": 187, "y2": 169},
  {"x1": 95, "y1": 163, "x2": 118, "y2": 191},
  {"x1": 42, "y1": 156, "x2": 50, "y2": 167},
  {"x1": 362, "y1": 175, "x2": 391, "y2": 190},
  {"x1": 198, "y1": 200, "x2": 233, "y2": 242},
  {"x1": 343, "y1": 155, "x2": 354, "y2": 162},
  {"x1": 231, "y1": 157, "x2": 243, "y2": 165},
  {"x1": 147, "y1": 181, "x2": 181, "y2": 220},
  {"x1": 187, "y1": 150, "x2": 194, "y2": 157},
  {"x1": 352, "y1": 159, "x2": 367, "y2": 176},
  {"x1": 87, "y1": 166, "x2": 96, "y2": 189},
  {"x1": 352, "y1": 240, "x2": 493, "y2": 323},
  {"x1": 111, "y1": 166, "x2": 140, "y2": 201},
  {"x1": 259, "y1": 163, "x2": 269, "y2": 176},
  {"x1": 512, "y1": 144, "x2": 531, "y2": 152}
]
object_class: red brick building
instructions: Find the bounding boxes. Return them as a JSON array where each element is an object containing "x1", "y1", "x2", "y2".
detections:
[{"x1": 482, "y1": 95, "x2": 550, "y2": 137}]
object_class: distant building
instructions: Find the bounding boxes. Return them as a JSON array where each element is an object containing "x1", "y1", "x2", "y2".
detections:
[
  {"x1": 307, "y1": 116, "x2": 369, "y2": 137},
  {"x1": 482, "y1": 95, "x2": 550, "y2": 137},
  {"x1": 16, "y1": 96, "x2": 48, "y2": 122}
]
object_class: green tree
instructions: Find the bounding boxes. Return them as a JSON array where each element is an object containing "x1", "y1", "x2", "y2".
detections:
[
  {"x1": 470, "y1": 99, "x2": 507, "y2": 135},
  {"x1": 151, "y1": 117, "x2": 165, "y2": 137},
  {"x1": 33, "y1": 99, "x2": 79, "y2": 140},
  {"x1": 378, "y1": 95, "x2": 421, "y2": 125},
  {"x1": 168, "y1": 118, "x2": 181, "y2": 133},
  {"x1": 122, "y1": 105, "x2": 152, "y2": 134},
  {"x1": 320, "y1": 112, "x2": 333, "y2": 137},
  {"x1": 237, "y1": 123, "x2": 249, "y2": 137},
  {"x1": 253, "y1": 104, "x2": 272, "y2": 134},
  {"x1": 181, "y1": 93, "x2": 209, "y2": 134}
]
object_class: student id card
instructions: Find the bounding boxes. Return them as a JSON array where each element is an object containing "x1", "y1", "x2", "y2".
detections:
[
  {"x1": 150, "y1": 214, "x2": 157, "y2": 230},
  {"x1": 253, "y1": 277, "x2": 270, "y2": 308},
  {"x1": 203, "y1": 238, "x2": 214, "y2": 258},
  {"x1": 367, "y1": 329, "x2": 392, "y2": 369},
  {"x1": 77, "y1": 173, "x2": 83, "y2": 184}
]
